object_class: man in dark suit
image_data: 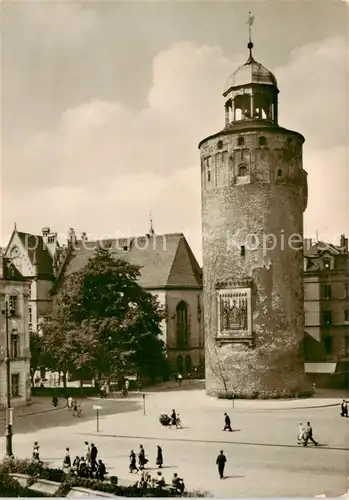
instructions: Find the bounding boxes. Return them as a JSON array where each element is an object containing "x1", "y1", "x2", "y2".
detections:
[
  {"x1": 303, "y1": 422, "x2": 318, "y2": 446},
  {"x1": 216, "y1": 450, "x2": 227, "y2": 479},
  {"x1": 223, "y1": 413, "x2": 232, "y2": 431}
]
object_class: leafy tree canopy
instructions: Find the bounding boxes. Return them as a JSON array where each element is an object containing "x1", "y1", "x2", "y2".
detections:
[{"x1": 41, "y1": 247, "x2": 167, "y2": 382}]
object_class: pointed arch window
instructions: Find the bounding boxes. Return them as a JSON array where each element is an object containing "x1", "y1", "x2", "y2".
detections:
[{"x1": 176, "y1": 301, "x2": 189, "y2": 348}]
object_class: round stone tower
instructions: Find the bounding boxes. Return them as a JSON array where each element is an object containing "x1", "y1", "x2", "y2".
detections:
[{"x1": 200, "y1": 37, "x2": 312, "y2": 398}]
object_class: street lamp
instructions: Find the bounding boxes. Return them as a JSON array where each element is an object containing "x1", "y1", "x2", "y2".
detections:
[{"x1": 1, "y1": 298, "x2": 15, "y2": 456}]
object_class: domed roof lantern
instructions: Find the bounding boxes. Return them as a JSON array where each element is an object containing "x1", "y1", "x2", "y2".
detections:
[{"x1": 223, "y1": 13, "x2": 279, "y2": 127}]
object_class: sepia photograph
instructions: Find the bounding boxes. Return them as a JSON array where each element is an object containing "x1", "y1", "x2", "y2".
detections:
[{"x1": 0, "y1": 0, "x2": 348, "y2": 497}]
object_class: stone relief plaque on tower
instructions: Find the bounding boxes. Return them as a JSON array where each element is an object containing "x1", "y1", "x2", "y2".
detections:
[{"x1": 215, "y1": 278, "x2": 253, "y2": 346}]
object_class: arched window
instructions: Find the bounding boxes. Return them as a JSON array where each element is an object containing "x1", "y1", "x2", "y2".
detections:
[
  {"x1": 10, "y1": 246, "x2": 22, "y2": 273},
  {"x1": 176, "y1": 301, "x2": 189, "y2": 348},
  {"x1": 217, "y1": 140, "x2": 223, "y2": 150},
  {"x1": 185, "y1": 355, "x2": 192, "y2": 375},
  {"x1": 176, "y1": 355, "x2": 183, "y2": 374},
  {"x1": 259, "y1": 136, "x2": 267, "y2": 146},
  {"x1": 237, "y1": 136, "x2": 244, "y2": 146},
  {"x1": 277, "y1": 168, "x2": 282, "y2": 177},
  {"x1": 238, "y1": 165, "x2": 247, "y2": 177}
]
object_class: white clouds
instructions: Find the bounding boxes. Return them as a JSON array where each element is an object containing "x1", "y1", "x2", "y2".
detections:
[{"x1": 2, "y1": 35, "x2": 348, "y2": 262}]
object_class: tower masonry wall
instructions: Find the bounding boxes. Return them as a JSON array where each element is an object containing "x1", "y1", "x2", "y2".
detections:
[{"x1": 200, "y1": 128, "x2": 312, "y2": 398}]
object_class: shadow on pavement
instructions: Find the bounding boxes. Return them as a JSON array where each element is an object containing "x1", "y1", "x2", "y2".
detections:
[{"x1": 0, "y1": 399, "x2": 140, "y2": 437}]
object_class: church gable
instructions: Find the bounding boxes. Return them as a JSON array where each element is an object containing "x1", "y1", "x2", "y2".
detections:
[
  {"x1": 167, "y1": 236, "x2": 202, "y2": 288},
  {"x1": 5, "y1": 230, "x2": 53, "y2": 279}
]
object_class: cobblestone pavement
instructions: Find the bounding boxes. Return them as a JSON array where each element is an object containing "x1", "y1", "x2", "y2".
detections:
[{"x1": 0, "y1": 389, "x2": 348, "y2": 497}]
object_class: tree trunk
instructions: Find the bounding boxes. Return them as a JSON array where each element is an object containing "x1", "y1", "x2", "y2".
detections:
[{"x1": 62, "y1": 371, "x2": 67, "y2": 389}]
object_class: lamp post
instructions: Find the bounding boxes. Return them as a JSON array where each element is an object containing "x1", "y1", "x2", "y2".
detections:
[{"x1": 2, "y1": 299, "x2": 14, "y2": 456}]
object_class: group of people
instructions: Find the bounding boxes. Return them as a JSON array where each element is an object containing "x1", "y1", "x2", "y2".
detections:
[
  {"x1": 129, "y1": 444, "x2": 164, "y2": 473},
  {"x1": 63, "y1": 441, "x2": 107, "y2": 481},
  {"x1": 136, "y1": 471, "x2": 185, "y2": 493},
  {"x1": 129, "y1": 444, "x2": 186, "y2": 492},
  {"x1": 297, "y1": 422, "x2": 318, "y2": 446},
  {"x1": 170, "y1": 409, "x2": 183, "y2": 429},
  {"x1": 66, "y1": 396, "x2": 82, "y2": 416}
]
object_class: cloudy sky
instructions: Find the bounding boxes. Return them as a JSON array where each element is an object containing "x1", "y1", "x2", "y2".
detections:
[{"x1": 2, "y1": 0, "x2": 348, "y2": 262}]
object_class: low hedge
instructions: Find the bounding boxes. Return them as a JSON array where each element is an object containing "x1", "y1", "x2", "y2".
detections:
[
  {"x1": 0, "y1": 471, "x2": 46, "y2": 497},
  {"x1": 31, "y1": 386, "x2": 99, "y2": 398},
  {"x1": 0, "y1": 457, "x2": 209, "y2": 497},
  {"x1": 217, "y1": 389, "x2": 313, "y2": 400}
]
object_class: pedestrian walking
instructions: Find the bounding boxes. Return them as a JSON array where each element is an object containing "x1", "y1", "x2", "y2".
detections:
[
  {"x1": 340, "y1": 400, "x2": 348, "y2": 417},
  {"x1": 303, "y1": 422, "x2": 318, "y2": 447},
  {"x1": 176, "y1": 413, "x2": 183, "y2": 428},
  {"x1": 90, "y1": 443, "x2": 98, "y2": 468},
  {"x1": 32, "y1": 442, "x2": 40, "y2": 461},
  {"x1": 170, "y1": 409, "x2": 177, "y2": 428},
  {"x1": 297, "y1": 422, "x2": 305, "y2": 444},
  {"x1": 129, "y1": 450, "x2": 138, "y2": 473},
  {"x1": 216, "y1": 450, "x2": 227, "y2": 479},
  {"x1": 85, "y1": 441, "x2": 91, "y2": 461},
  {"x1": 223, "y1": 413, "x2": 232, "y2": 432},
  {"x1": 156, "y1": 445, "x2": 163, "y2": 468},
  {"x1": 63, "y1": 448, "x2": 71, "y2": 469},
  {"x1": 138, "y1": 444, "x2": 148, "y2": 470},
  {"x1": 177, "y1": 373, "x2": 183, "y2": 385},
  {"x1": 67, "y1": 396, "x2": 73, "y2": 409}
]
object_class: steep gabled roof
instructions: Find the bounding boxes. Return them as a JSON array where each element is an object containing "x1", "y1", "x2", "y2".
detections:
[
  {"x1": 7, "y1": 230, "x2": 54, "y2": 278},
  {"x1": 59, "y1": 233, "x2": 198, "y2": 289},
  {"x1": 18, "y1": 232, "x2": 54, "y2": 277}
]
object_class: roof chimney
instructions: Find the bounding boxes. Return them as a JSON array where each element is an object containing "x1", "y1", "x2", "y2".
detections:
[
  {"x1": 42, "y1": 227, "x2": 50, "y2": 238},
  {"x1": 340, "y1": 234, "x2": 348, "y2": 253}
]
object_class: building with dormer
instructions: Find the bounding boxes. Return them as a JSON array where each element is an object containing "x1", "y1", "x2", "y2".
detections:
[
  {"x1": 5, "y1": 226, "x2": 204, "y2": 377},
  {"x1": 303, "y1": 235, "x2": 349, "y2": 386},
  {"x1": 0, "y1": 255, "x2": 31, "y2": 407}
]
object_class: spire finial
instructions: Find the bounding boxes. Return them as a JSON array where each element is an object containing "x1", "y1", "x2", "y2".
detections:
[
  {"x1": 14, "y1": 222, "x2": 17, "y2": 231},
  {"x1": 246, "y1": 11, "x2": 255, "y2": 57},
  {"x1": 149, "y1": 211, "x2": 155, "y2": 235}
]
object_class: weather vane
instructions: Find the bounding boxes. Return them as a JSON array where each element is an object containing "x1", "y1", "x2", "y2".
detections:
[{"x1": 246, "y1": 12, "x2": 255, "y2": 55}]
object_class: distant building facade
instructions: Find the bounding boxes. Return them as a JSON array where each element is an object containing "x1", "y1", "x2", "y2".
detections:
[
  {"x1": 0, "y1": 256, "x2": 31, "y2": 407},
  {"x1": 5, "y1": 227, "x2": 204, "y2": 379},
  {"x1": 304, "y1": 235, "x2": 349, "y2": 387}
]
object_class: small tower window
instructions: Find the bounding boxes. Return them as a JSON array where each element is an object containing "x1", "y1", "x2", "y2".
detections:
[
  {"x1": 237, "y1": 137, "x2": 244, "y2": 146},
  {"x1": 259, "y1": 136, "x2": 267, "y2": 146},
  {"x1": 240, "y1": 245, "x2": 245, "y2": 257},
  {"x1": 277, "y1": 168, "x2": 282, "y2": 177},
  {"x1": 238, "y1": 165, "x2": 247, "y2": 177},
  {"x1": 207, "y1": 170, "x2": 211, "y2": 182},
  {"x1": 217, "y1": 140, "x2": 223, "y2": 150}
]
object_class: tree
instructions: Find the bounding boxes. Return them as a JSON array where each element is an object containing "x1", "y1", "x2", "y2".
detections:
[
  {"x1": 29, "y1": 332, "x2": 44, "y2": 387},
  {"x1": 41, "y1": 246, "x2": 167, "y2": 384}
]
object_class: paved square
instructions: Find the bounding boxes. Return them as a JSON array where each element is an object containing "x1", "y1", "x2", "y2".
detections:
[{"x1": 1, "y1": 389, "x2": 348, "y2": 497}]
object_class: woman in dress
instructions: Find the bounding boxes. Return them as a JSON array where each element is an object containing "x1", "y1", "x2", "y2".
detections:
[
  {"x1": 138, "y1": 444, "x2": 148, "y2": 470},
  {"x1": 63, "y1": 447, "x2": 71, "y2": 469},
  {"x1": 156, "y1": 445, "x2": 163, "y2": 468},
  {"x1": 297, "y1": 422, "x2": 305, "y2": 444},
  {"x1": 129, "y1": 450, "x2": 138, "y2": 473}
]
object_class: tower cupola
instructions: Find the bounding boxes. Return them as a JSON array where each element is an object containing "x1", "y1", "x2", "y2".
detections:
[{"x1": 223, "y1": 13, "x2": 279, "y2": 126}]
